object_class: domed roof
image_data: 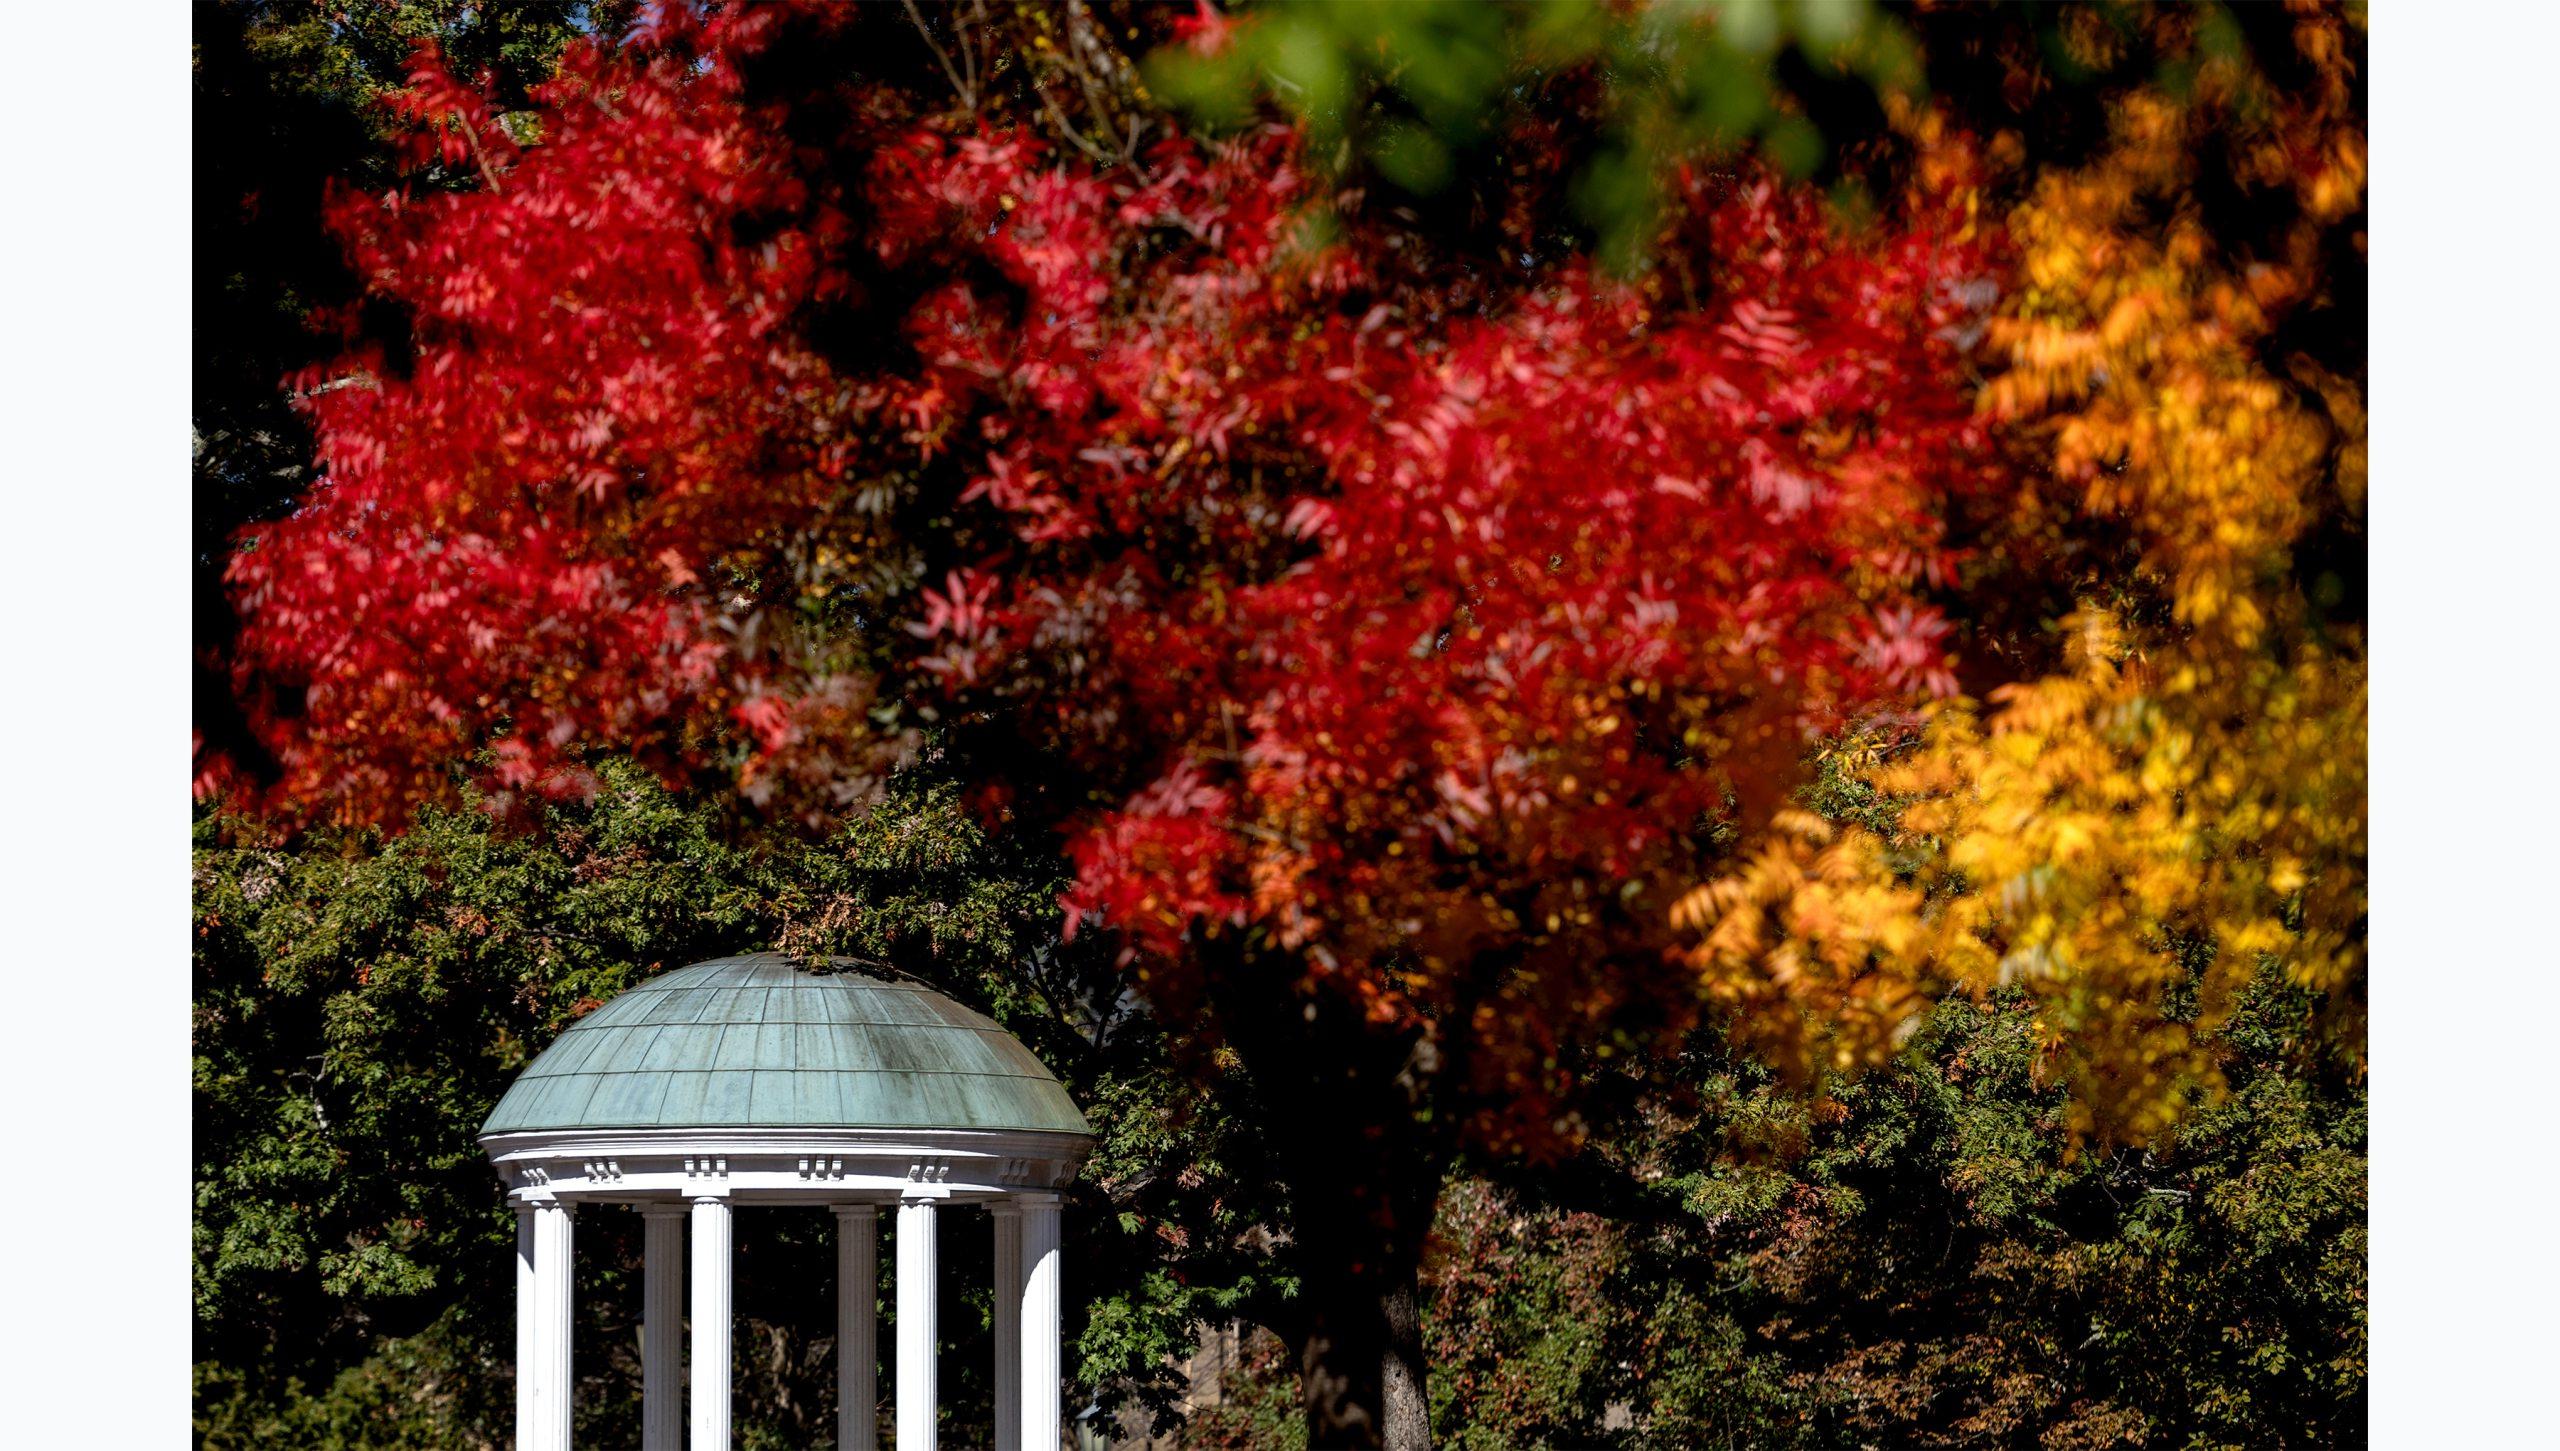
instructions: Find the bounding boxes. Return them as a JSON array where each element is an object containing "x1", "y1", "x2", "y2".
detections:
[{"x1": 479, "y1": 954, "x2": 1090, "y2": 1138}]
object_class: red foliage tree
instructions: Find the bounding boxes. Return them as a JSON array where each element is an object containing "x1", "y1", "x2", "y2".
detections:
[{"x1": 215, "y1": 10, "x2": 1999, "y2": 1443}]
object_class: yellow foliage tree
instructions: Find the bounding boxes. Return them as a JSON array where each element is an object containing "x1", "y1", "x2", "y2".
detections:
[{"x1": 1678, "y1": 3, "x2": 2367, "y2": 1140}]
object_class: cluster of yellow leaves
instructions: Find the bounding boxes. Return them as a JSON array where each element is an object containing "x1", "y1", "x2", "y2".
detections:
[{"x1": 1679, "y1": 4, "x2": 2366, "y2": 1141}]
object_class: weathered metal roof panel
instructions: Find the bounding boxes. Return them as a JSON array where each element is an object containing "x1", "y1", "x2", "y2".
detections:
[{"x1": 479, "y1": 955, "x2": 1092, "y2": 1138}]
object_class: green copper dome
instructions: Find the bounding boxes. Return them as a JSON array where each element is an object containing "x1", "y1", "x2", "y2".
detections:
[{"x1": 479, "y1": 955, "x2": 1090, "y2": 1138}]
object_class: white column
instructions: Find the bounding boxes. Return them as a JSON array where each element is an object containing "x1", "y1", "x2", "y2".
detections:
[
  {"x1": 532, "y1": 1200, "x2": 576, "y2": 1451},
  {"x1": 991, "y1": 1204, "x2": 1022, "y2": 1451},
  {"x1": 1017, "y1": 1193, "x2": 1062, "y2": 1451},
  {"x1": 835, "y1": 1206, "x2": 879, "y2": 1451},
  {"x1": 515, "y1": 1206, "x2": 537, "y2": 1451},
  {"x1": 689, "y1": 1197, "x2": 732, "y2": 1451},
  {"x1": 895, "y1": 1198, "x2": 938, "y2": 1451},
  {"x1": 642, "y1": 1206, "x2": 687, "y2": 1451}
]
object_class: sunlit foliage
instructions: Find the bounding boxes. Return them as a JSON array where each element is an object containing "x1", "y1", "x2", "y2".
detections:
[
  {"x1": 209, "y1": 9, "x2": 2010, "y2": 1437},
  {"x1": 217, "y1": 1, "x2": 2002, "y2": 1161},
  {"x1": 200, "y1": 3, "x2": 2368, "y2": 1440},
  {"x1": 1676, "y1": 2, "x2": 2366, "y2": 1139}
]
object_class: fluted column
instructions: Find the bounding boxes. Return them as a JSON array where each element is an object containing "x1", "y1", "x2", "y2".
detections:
[
  {"x1": 992, "y1": 1204, "x2": 1023, "y2": 1451},
  {"x1": 689, "y1": 1197, "x2": 732, "y2": 1451},
  {"x1": 515, "y1": 1206, "x2": 538, "y2": 1451},
  {"x1": 642, "y1": 1206, "x2": 688, "y2": 1451},
  {"x1": 1018, "y1": 1193, "x2": 1062, "y2": 1451},
  {"x1": 895, "y1": 1198, "x2": 938, "y2": 1450},
  {"x1": 532, "y1": 1200, "x2": 577, "y2": 1451},
  {"x1": 835, "y1": 1206, "x2": 879, "y2": 1451}
]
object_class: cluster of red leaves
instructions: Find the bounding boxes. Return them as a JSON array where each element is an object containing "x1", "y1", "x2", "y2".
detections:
[
  {"x1": 221, "y1": 6, "x2": 892, "y2": 817},
  {"x1": 879, "y1": 130, "x2": 2000, "y2": 1131},
  {"x1": 219, "y1": 7, "x2": 2002, "y2": 1148}
]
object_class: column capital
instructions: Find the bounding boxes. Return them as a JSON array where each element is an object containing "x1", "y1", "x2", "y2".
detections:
[
  {"x1": 1010, "y1": 1190, "x2": 1062, "y2": 1210},
  {"x1": 690, "y1": 1192, "x2": 729, "y2": 1207},
  {"x1": 641, "y1": 1201, "x2": 691, "y2": 1220},
  {"x1": 832, "y1": 1202, "x2": 879, "y2": 1222},
  {"x1": 989, "y1": 1201, "x2": 1024, "y2": 1221}
]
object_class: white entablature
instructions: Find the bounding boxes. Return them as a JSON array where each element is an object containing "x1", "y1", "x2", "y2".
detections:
[{"x1": 487, "y1": 1125, "x2": 1087, "y2": 1205}]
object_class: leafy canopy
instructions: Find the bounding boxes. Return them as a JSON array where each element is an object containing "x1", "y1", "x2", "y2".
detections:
[
  {"x1": 221, "y1": 2, "x2": 2003, "y2": 1158},
  {"x1": 1676, "y1": 2, "x2": 2366, "y2": 1139}
]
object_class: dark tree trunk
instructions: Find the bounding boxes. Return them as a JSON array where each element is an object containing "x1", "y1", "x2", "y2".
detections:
[
  {"x1": 1287, "y1": 1178, "x2": 1441, "y2": 1450},
  {"x1": 1378, "y1": 1272, "x2": 1433, "y2": 1450},
  {"x1": 1204, "y1": 945, "x2": 1454, "y2": 1450}
]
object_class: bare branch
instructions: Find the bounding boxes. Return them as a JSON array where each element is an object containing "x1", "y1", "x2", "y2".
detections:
[
  {"x1": 450, "y1": 112, "x2": 506, "y2": 195},
  {"x1": 902, "y1": 0, "x2": 978, "y2": 114}
]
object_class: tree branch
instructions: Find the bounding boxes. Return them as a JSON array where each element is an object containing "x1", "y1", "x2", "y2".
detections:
[{"x1": 902, "y1": 0, "x2": 978, "y2": 114}]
